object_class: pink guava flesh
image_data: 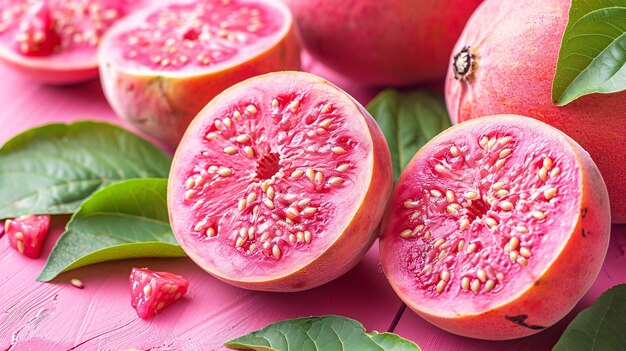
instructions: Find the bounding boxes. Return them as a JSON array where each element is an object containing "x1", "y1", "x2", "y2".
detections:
[
  {"x1": 0, "y1": 0, "x2": 146, "y2": 84},
  {"x1": 129, "y1": 267, "x2": 189, "y2": 319},
  {"x1": 112, "y1": 2, "x2": 284, "y2": 72},
  {"x1": 168, "y1": 71, "x2": 392, "y2": 292},
  {"x1": 99, "y1": 0, "x2": 301, "y2": 148},
  {"x1": 445, "y1": 0, "x2": 626, "y2": 222},
  {"x1": 5, "y1": 215, "x2": 51, "y2": 259},
  {"x1": 11, "y1": 1, "x2": 61, "y2": 57},
  {"x1": 380, "y1": 115, "x2": 610, "y2": 340}
]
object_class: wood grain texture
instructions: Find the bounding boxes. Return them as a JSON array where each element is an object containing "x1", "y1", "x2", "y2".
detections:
[{"x1": 0, "y1": 223, "x2": 402, "y2": 350}]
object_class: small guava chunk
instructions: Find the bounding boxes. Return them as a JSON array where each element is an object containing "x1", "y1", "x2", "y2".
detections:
[
  {"x1": 5, "y1": 215, "x2": 51, "y2": 258},
  {"x1": 129, "y1": 267, "x2": 189, "y2": 319}
]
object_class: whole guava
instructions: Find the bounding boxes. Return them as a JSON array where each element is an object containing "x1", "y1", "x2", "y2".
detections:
[{"x1": 284, "y1": 0, "x2": 483, "y2": 86}]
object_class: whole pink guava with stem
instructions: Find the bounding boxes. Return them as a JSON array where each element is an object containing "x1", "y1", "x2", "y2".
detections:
[
  {"x1": 0, "y1": 0, "x2": 148, "y2": 84},
  {"x1": 98, "y1": 0, "x2": 301, "y2": 149},
  {"x1": 380, "y1": 115, "x2": 610, "y2": 340},
  {"x1": 168, "y1": 71, "x2": 393, "y2": 292},
  {"x1": 282, "y1": 0, "x2": 483, "y2": 86},
  {"x1": 445, "y1": 0, "x2": 626, "y2": 222}
]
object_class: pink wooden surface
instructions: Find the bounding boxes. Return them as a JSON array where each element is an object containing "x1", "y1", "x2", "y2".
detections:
[
  {"x1": 0, "y1": 60, "x2": 625, "y2": 351},
  {"x1": 0, "y1": 218, "x2": 402, "y2": 350}
]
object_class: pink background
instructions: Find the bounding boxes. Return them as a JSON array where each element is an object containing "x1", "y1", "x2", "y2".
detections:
[{"x1": 0, "y1": 59, "x2": 624, "y2": 351}]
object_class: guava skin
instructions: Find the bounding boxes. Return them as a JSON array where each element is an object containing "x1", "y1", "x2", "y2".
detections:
[
  {"x1": 283, "y1": 0, "x2": 483, "y2": 86},
  {"x1": 380, "y1": 116, "x2": 610, "y2": 340},
  {"x1": 445, "y1": 0, "x2": 626, "y2": 222}
]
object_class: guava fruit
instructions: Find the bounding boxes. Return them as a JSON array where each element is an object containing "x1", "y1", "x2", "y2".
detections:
[
  {"x1": 168, "y1": 71, "x2": 393, "y2": 292},
  {"x1": 380, "y1": 115, "x2": 610, "y2": 340},
  {"x1": 5, "y1": 215, "x2": 51, "y2": 258},
  {"x1": 445, "y1": 0, "x2": 626, "y2": 222},
  {"x1": 99, "y1": 0, "x2": 301, "y2": 148},
  {"x1": 283, "y1": 0, "x2": 482, "y2": 86},
  {"x1": 129, "y1": 267, "x2": 189, "y2": 319},
  {"x1": 0, "y1": 0, "x2": 147, "y2": 84}
]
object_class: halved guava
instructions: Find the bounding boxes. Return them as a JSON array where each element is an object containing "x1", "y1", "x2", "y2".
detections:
[
  {"x1": 380, "y1": 115, "x2": 610, "y2": 339},
  {"x1": 99, "y1": 0, "x2": 301, "y2": 148},
  {"x1": 0, "y1": 0, "x2": 147, "y2": 84},
  {"x1": 168, "y1": 71, "x2": 393, "y2": 292}
]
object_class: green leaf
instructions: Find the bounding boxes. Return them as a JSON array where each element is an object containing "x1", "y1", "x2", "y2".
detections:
[
  {"x1": 37, "y1": 179, "x2": 185, "y2": 282},
  {"x1": 0, "y1": 121, "x2": 171, "y2": 219},
  {"x1": 552, "y1": 0, "x2": 626, "y2": 105},
  {"x1": 368, "y1": 332, "x2": 422, "y2": 350},
  {"x1": 224, "y1": 315, "x2": 421, "y2": 351},
  {"x1": 553, "y1": 284, "x2": 626, "y2": 351},
  {"x1": 367, "y1": 90, "x2": 451, "y2": 181}
]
